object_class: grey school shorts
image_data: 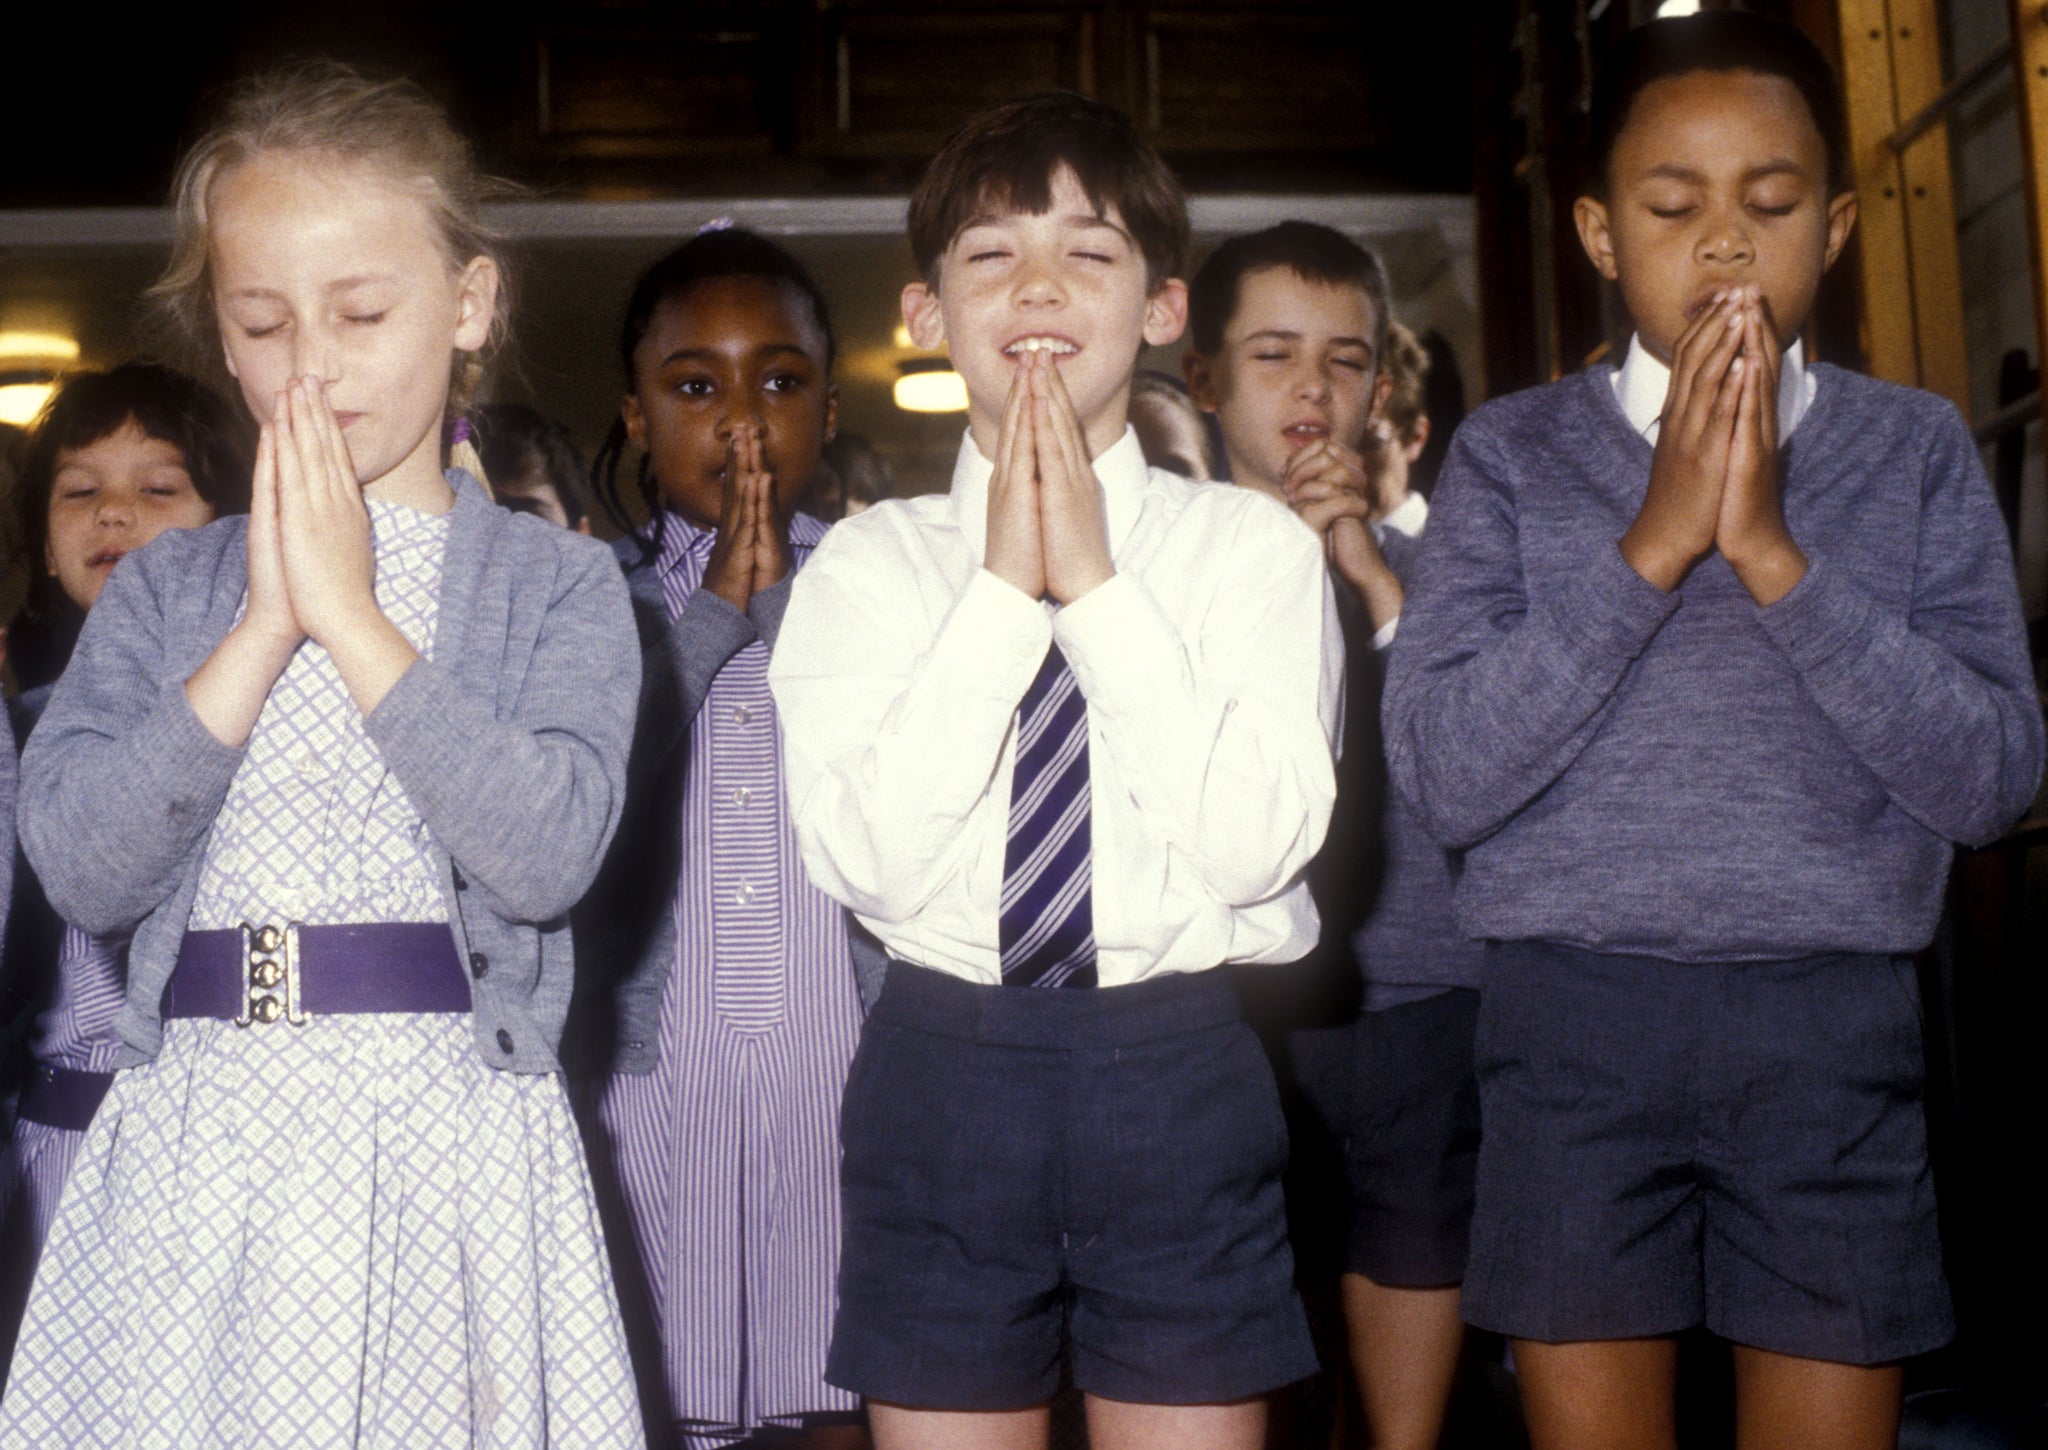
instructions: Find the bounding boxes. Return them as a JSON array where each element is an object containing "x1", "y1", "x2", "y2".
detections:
[
  {"x1": 1288, "y1": 987, "x2": 1482, "y2": 1288},
  {"x1": 1461, "y1": 940, "x2": 1953, "y2": 1364},
  {"x1": 826, "y1": 963, "x2": 1318, "y2": 1409}
]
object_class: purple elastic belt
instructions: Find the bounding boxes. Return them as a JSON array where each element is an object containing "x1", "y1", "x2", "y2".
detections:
[
  {"x1": 17, "y1": 1063, "x2": 114, "y2": 1132},
  {"x1": 164, "y1": 922, "x2": 471, "y2": 1024}
]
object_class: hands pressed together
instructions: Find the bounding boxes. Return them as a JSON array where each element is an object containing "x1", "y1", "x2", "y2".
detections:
[
  {"x1": 1282, "y1": 436, "x2": 1403, "y2": 633},
  {"x1": 189, "y1": 377, "x2": 418, "y2": 746},
  {"x1": 701, "y1": 425, "x2": 793, "y2": 613},
  {"x1": 244, "y1": 378, "x2": 382, "y2": 652},
  {"x1": 984, "y1": 346, "x2": 1116, "y2": 606},
  {"x1": 1620, "y1": 285, "x2": 1808, "y2": 605}
]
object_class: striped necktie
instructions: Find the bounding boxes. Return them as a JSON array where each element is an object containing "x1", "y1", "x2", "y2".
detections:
[{"x1": 999, "y1": 642, "x2": 1098, "y2": 988}]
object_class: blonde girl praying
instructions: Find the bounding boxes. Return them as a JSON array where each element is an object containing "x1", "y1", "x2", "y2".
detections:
[{"x1": 0, "y1": 64, "x2": 644, "y2": 1447}]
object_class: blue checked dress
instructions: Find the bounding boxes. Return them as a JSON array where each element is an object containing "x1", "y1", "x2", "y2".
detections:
[
  {"x1": 0, "y1": 499, "x2": 644, "y2": 1449},
  {"x1": 587, "y1": 512, "x2": 861, "y2": 1449}
]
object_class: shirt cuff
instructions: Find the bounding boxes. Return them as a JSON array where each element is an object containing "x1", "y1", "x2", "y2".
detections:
[
  {"x1": 1555, "y1": 541, "x2": 1681, "y2": 668},
  {"x1": 1050, "y1": 572, "x2": 1184, "y2": 715},
  {"x1": 1371, "y1": 616, "x2": 1399, "y2": 652},
  {"x1": 944, "y1": 568, "x2": 1056, "y2": 695}
]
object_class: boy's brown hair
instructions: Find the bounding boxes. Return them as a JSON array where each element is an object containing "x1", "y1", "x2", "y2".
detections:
[
  {"x1": 1378, "y1": 320, "x2": 1431, "y2": 443},
  {"x1": 907, "y1": 92, "x2": 1189, "y2": 292}
]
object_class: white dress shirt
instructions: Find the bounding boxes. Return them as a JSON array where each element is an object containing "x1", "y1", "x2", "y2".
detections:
[
  {"x1": 769, "y1": 425, "x2": 1343, "y2": 987},
  {"x1": 1363, "y1": 492, "x2": 1429, "y2": 652},
  {"x1": 1613, "y1": 332, "x2": 1818, "y2": 443}
]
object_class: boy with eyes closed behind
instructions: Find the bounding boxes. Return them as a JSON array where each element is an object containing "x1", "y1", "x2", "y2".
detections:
[
  {"x1": 1184, "y1": 225, "x2": 1483, "y2": 1450},
  {"x1": 769, "y1": 93, "x2": 1343, "y2": 1450},
  {"x1": 1383, "y1": 15, "x2": 2042, "y2": 1450}
]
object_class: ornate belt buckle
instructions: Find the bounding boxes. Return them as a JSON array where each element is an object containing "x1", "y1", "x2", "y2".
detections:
[{"x1": 236, "y1": 921, "x2": 309, "y2": 1027}]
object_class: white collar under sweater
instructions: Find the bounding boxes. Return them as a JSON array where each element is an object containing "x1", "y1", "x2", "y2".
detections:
[{"x1": 1612, "y1": 333, "x2": 1817, "y2": 444}]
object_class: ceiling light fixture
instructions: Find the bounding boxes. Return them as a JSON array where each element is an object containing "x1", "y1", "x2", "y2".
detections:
[
  {"x1": 0, "y1": 330, "x2": 80, "y2": 363},
  {"x1": 893, "y1": 358, "x2": 968, "y2": 413},
  {"x1": 0, "y1": 375, "x2": 58, "y2": 427}
]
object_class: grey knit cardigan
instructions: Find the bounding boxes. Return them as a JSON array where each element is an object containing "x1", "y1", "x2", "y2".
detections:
[{"x1": 17, "y1": 472, "x2": 639, "y2": 1073}]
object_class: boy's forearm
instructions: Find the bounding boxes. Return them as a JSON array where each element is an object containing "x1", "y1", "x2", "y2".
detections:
[
  {"x1": 772, "y1": 564, "x2": 1050, "y2": 917},
  {"x1": 1387, "y1": 537, "x2": 1678, "y2": 849},
  {"x1": 1755, "y1": 558, "x2": 2044, "y2": 845},
  {"x1": 1054, "y1": 535, "x2": 1340, "y2": 905}
]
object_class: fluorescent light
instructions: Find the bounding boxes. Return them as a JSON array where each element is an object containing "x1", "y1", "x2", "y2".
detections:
[
  {"x1": 892, "y1": 323, "x2": 915, "y2": 350},
  {"x1": 893, "y1": 367, "x2": 968, "y2": 413},
  {"x1": 0, "y1": 381, "x2": 57, "y2": 426},
  {"x1": 1655, "y1": 0, "x2": 1701, "y2": 15},
  {"x1": 0, "y1": 331, "x2": 80, "y2": 363}
]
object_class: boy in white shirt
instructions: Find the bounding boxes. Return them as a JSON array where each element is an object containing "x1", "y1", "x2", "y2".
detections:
[{"x1": 770, "y1": 93, "x2": 1342, "y2": 1450}]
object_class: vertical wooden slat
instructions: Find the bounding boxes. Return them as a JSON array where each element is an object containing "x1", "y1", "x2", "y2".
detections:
[
  {"x1": 2012, "y1": 0, "x2": 2048, "y2": 434},
  {"x1": 1889, "y1": 0, "x2": 1973, "y2": 413},
  {"x1": 1837, "y1": 0, "x2": 1919, "y2": 387}
]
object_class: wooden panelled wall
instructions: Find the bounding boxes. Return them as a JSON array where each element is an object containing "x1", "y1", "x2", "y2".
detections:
[
  {"x1": 517, "y1": 0, "x2": 1466, "y2": 195},
  {"x1": 0, "y1": 2, "x2": 1470, "y2": 210}
]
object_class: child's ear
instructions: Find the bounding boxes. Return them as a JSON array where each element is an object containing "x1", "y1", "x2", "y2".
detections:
[
  {"x1": 1371, "y1": 368, "x2": 1395, "y2": 424},
  {"x1": 824, "y1": 381, "x2": 841, "y2": 445},
  {"x1": 1403, "y1": 414, "x2": 1431, "y2": 465},
  {"x1": 453, "y1": 255, "x2": 500, "y2": 351},
  {"x1": 1823, "y1": 190, "x2": 1859, "y2": 271},
  {"x1": 621, "y1": 394, "x2": 647, "y2": 450},
  {"x1": 1182, "y1": 350, "x2": 1220, "y2": 414},
  {"x1": 1573, "y1": 196, "x2": 1621, "y2": 281},
  {"x1": 902, "y1": 282, "x2": 945, "y2": 350},
  {"x1": 1143, "y1": 279, "x2": 1189, "y2": 348}
]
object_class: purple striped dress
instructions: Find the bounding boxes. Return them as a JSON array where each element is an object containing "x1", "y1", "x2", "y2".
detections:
[
  {"x1": 0, "y1": 927, "x2": 126, "y2": 1251},
  {"x1": 591, "y1": 512, "x2": 863, "y2": 1449}
]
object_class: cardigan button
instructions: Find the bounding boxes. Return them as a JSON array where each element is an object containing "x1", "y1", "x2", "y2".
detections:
[
  {"x1": 470, "y1": 952, "x2": 489, "y2": 980},
  {"x1": 496, "y1": 1029, "x2": 515, "y2": 1054}
]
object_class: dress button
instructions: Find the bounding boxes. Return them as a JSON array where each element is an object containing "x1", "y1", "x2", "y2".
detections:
[
  {"x1": 470, "y1": 952, "x2": 489, "y2": 980},
  {"x1": 452, "y1": 864, "x2": 468, "y2": 891},
  {"x1": 496, "y1": 1029, "x2": 514, "y2": 1054},
  {"x1": 731, "y1": 705, "x2": 751, "y2": 725},
  {"x1": 734, "y1": 787, "x2": 753, "y2": 807},
  {"x1": 736, "y1": 882, "x2": 756, "y2": 905}
]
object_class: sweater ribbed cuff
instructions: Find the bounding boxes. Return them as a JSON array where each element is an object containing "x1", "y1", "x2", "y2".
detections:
[{"x1": 1554, "y1": 541, "x2": 1681, "y2": 669}]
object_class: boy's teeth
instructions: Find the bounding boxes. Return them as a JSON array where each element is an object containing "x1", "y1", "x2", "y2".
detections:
[{"x1": 1006, "y1": 337, "x2": 1077, "y2": 355}]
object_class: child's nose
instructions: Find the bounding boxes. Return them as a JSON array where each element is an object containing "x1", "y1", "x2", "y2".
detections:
[
  {"x1": 1698, "y1": 217, "x2": 1756, "y2": 266},
  {"x1": 291, "y1": 325, "x2": 339, "y2": 386},
  {"x1": 1012, "y1": 256, "x2": 1067, "y2": 307}
]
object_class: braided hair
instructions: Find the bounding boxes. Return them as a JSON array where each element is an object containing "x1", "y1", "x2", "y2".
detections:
[{"x1": 592, "y1": 227, "x2": 837, "y2": 566}]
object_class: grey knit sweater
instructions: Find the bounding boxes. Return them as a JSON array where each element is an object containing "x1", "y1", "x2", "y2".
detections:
[
  {"x1": 1383, "y1": 364, "x2": 2043, "y2": 962},
  {"x1": 17, "y1": 472, "x2": 639, "y2": 1071}
]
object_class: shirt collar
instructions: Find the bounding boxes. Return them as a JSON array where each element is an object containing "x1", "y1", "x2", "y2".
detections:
[
  {"x1": 652, "y1": 509, "x2": 717, "y2": 583},
  {"x1": 949, "y1": 423, "x2": 1150, "y2": 567},
  {"x1": 648, "y1": 507, "x2": 829, "y2": 577},
  {"x1": 1613, "y1": 332, "x2": 1816, "y2": 443}
]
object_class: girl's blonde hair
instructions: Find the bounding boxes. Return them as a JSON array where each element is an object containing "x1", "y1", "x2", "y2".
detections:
[{"x1": 149, "y1": 61, "x2": 511, "y2": 480}]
